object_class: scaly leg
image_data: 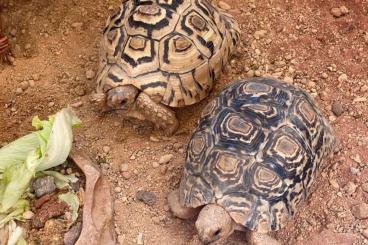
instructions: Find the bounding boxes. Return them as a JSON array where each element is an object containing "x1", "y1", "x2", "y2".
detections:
[
  {"x1": 246, "y1": 231, "x2": 281, "y2": 245},
  {"x1": 135, "y1": 92, "x2": 179, "y2": 136}
]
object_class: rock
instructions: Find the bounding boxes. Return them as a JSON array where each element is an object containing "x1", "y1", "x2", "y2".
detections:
[
  {"x1": 343, "y1": 182, "x2": 356, "y2": 195},
  {"x1": 329, "y1": 179, "x2": 340, "y2": 190},
  {"x1": 15, "y1": 87, "x2": 23, "y2": 95},
  {"x1": 361, "y1": 183, "x2": 368, "y2": 193},
  {"x1": 137, "y1": 232, "x2": 144, "y2": 245},
  {"x1": 114, "y1": 187, "x2": 122, "y2": 193},
  {"x1": 254, "y1": 30, "x2": 267, "y2": 40},
  {"x1": 338, "y1": 73, "x2": 348, "y2": 82},
  {"x1": 330, "y1": 7, "x2": 342, "y2": 18},
  {"x1": 120, "y1": 163, "x2": 129, "y2": 172},
  {"x1": 351, "y1": 203, "x2": 368, "y2": 219},
  {"x1": 362, "y1": 229, "x2": 368, "y2": 239},
  {"x1": 218, "y1": 1, "x2": 231, "y2": 10},
  {"x1": 71, "y1": 22, "x2": 83, "y2": 28},
  {"x1": 284, "y1": 76, "x2": 294, "y2": 84},
  {"x1": 28, "y1": 80, "x2": 35, "y2": 87},
  {"x1": 149, "y1": 136, "x2": 160, "y2": 142},
  {"x1": 31, "y1": 198, "x2": 68, "y2": 228},
  {"x1": 64, "y1": 222, "x2": 82, "y2": 245},
  {"x1": 340, "y1": 6, "x2": 349, "y2": 15},
  {"x1": 32, "y1": 73, "x2": 41, "y2": 81},
  {"x1": 136, "y1": 190, "x2": 157, "y2": 206},
  {"x1": 48, "y1": 101, "x2": 55, "y2": 107},
  {"x1": 159, "y1": 154, "x2": 173, "y2": 164},
  {"x1": 86, "y1": 70, "x2": 96, "y2": 80},
  {"x1": 32, "y1": 176, "x2": 56, "y2": 197},
  {"x1": 20, "y1": 81, "x2": 29, "y2": 90},
  {"x1": 75, "y1": 85, "x2": 86, "y2": 96},
  {"x1": 122, "y1": 172, "x2": 131, "y2": 180},
  {"x1": 117, "y1": 235, "x2": 125, "y2": 245},
  {"x1": 71, "y1": 101, "x2": 83, "y2": 108},
  {"x1": 331, "y1": 101, "x2": 344, "y2": 116},
  {"x1": 152, "y1": 162, "x2": 160, "y2": 168},
  {"x1": 102, "y1": 145, "x2": 111, "y2": 154},
  {"x1": 23, "y1": 211, "x2": 34, "y2": 219}
]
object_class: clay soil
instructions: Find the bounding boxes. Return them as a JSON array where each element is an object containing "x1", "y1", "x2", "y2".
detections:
[{"x1": 1, "y1": 0, "x2": 368, "y2": 244}]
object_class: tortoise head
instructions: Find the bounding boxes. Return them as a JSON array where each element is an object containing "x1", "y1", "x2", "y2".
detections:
[
  {"x1": 195, "y1": 204, "x2": 235, "y2": 244},
  {"x1": 105, "y1": 85, "x2": 139, "y2": 111}
]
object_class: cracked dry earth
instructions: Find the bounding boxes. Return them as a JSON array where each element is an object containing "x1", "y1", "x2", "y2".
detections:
[{"x1": 1, "y1": 0, "x2": 368, "y2": 244}]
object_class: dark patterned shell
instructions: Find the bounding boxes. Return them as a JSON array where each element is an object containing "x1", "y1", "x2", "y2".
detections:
[
  {"x1": 96, "y1": 0, "x2": 240, "y2": 107},
  {"x1": 179, "y1": 78, "x2": 336, "y2": 233}
]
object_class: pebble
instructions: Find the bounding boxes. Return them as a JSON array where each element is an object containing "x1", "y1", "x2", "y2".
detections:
[
  {"x1": 25, "y1": 43, "x2": 31, "y2": 50},
  {"x1": 20, "y1": 81, "x2": 29, "y2": 90},
  {"x1": 329, "y1": 179, "x2": 340, "y2": 190},
  {"x1": 284, "y1": 76, "x2": 294, "y2": 84},
  {"x1": 33, "y1": 74, "x2": 41, "y2": 81},
  {"x1": 137, "y1": 232, "x2": 144, "y2": 245},
  {"x1": 159, "y1": 154, "x2": 173, "y2": 164},
  {"x1": 218, "y1": 1, "x2": 231, "y2": 10},
  {"x1": 254, "y1": 30, "x2": 267, "y2": 40},
  {"x1": 152, "y1": 162, "x2": 160, "y2": 168},
  {"x1": 71, "y1": 22, "x2": 83, "y2": 28},
  {"x1": 350, "y1": 167, "x2": 360, "y2": 175},
  {"x1": 351, "y1": 203, "x2": 368, "y2": 219},
  {"x1": 361, "y1": 183, "x2": 368, "y2": 193},
  {"x1": 343, "y1": 182, "x2": 356, "y2": 195},
  {"x1": 120, "y1": 163, "x2": 129, "y2": 172},
  {"x1": 15, "y1": 87, "x2": 23, "y2": 95},
  {"x1": 32, "y1": 176, "x2": 56, "y2": 197},
  {"x1": 23, "y1": 211, "x2": 34, "y2": 219},
  {"x1": 64, "y1": 222, "x2": 82, "y2": 245},
  {"x1": 28, "y1": 80, "x2": 35, "y2": 87},
  {"x1": 86, "y1": 70, "x2": 96, "y2": 80},
  {"x1": 117, "y1": 235, "x2": 125, "y2": 245},
  {"x1": 340, "y1": 6, "x2": 349, "y2": 15},
  {"x1": 71, "y1": 101, "x2": 83, "y2": 108},
  {"x1": 330, "y1": 7, "x2": 342, "y2": 17},
  {"x1": 338, "y1": 73, "x2": 348, "y2": 82},
  {"x1": 362, "y1": 229, "x2": 368, "y2": 239},
  {"x1": 331, "y1": 101, "x2": 344, "y2": 116},
  {"x1": 48, "y1": 101, "x2": 55, "y2": 107},
  {"x1": 136, "y1": 190, "x2": 157, "y2": 206},
  {"x1": 122, "y1": 172, "x2": 131, "y2": 180},
  {"x1": 103, "y1": 145, "x2": 111, "y2": 154},
  {"x1": 114, "y1": 187, "x2": 122, "y2": 193}
]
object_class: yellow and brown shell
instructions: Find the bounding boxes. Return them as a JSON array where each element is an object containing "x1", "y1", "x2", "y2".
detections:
[
  {"x1": 179, "y1": 78, "x2": 336, "y2": 233},
  {"x1": 97, "y1": 0, "x2": 240, "y2": 107}
]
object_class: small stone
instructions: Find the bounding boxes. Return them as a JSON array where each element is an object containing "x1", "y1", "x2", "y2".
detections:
[
  {"x1": 25, "y1": 43, "x2": 31, "y2": 50},
  {"x1": 159, "y1": 154, "x2": 173, "y2": 164},
  {"x1": 350, "y1": 167, "x2": 360, "y2": 175},
  {"x1": 86, "y1": 70, "x2": 96, "y2": 80},
  {"x1": 10, "y1": 29, "x2": 17, "y2": 36},
  {"x1": 23, "y1": 211, "x2": 34, "y2": 219},
  {"x1": 338, "y1": 73, "x2": 348, "y2": 82},
  {"x1": 32, "y1": 74, "x2": 41, "y2": 81},
  {"x1": 321, "y1": 73, "x2": 328, "y2": 79},
  {"x1": 137, "y1": 232, "x2": 144, "y2": 245},
  {"x1": 75, "y1": 86, "x2": 86, "y2": 96},
  {"x1": 120, "y1": 164, "x2": 129, "y2": 172},
  {"x1": 331, "y1": 101, "x2": 344, "y2": 116},
  {"x1": 284, "y1": 76, "x2": 294, "y2": 84},
  {"x1": 64, "y1": 222, "x2": 82, "y2": 245},
  {"x1": 117, "y1": 235, "x2": 125, "y2": 245},
  {"x1": 32, "y1": 176, "x2": 56, "y2": 197},
  {"x1": 218, "y1": 1, "x2": 231, "y2": 10},
  {"x1": 254, "y1": 30, "x2": 267, "y2": 40},
  {"x1": 329, "y1": 179, "x2": 340, "y2": 190},
  {"x1": 343, "y1": 182, "x2": 356, "y2": 195},
  {"x1": 114, "y1": 187, "x2": 122, "y2": 193},
  {"x1": 361, "y1": 85, "x2": 368, "y2": 93},
  {"x1": 152, "y1": 162, "x2": 160, "y2": 168},
  {"x1": 15, "y1": 87, "x2": 23, "y2": 95},
  {"x1": 351, "y1": 203, "x2": 368, "y2": 219},
  {"x1": 103, "y1": 145, "x2": 111, "y2": 154},
  {"x1": 28, "y1": 80, "x2": 35, "y2": 87},
  {"x1": 149, "y1": 136, "x2": 160, "y2": 142},
  {"x1": 71, "y1": 22, "x2": 83, "y2": 28},
  {"x1": 362, "y1": 229, "x2": 368, "y2": 239},
  {"x1": 66, "y1": 168, "x2": 73, "y2": 175},
  {"x1": 330, "y1": 7, "x2": 342, "y2": 17},
  {"x1": 71, "y1": 101, "x2": 83, "y2": 108},
  {"x1": 122, "y1": 172, "x2": 131, "y2": 180},
  {"x1": 340, "y1": 6, "x2": 349, "y2": 15},
  {"x1": 20, "y1": 81, "x2": 29, "y2": 90},
  {"x1": 48, "y1": 101, "x2": 55, "y2": 107},
  {"x1": 361, "y1": 183, "x2": 368, "y2": 193},
  {"x1": 136, "y1": 190, "x2": 157, "y2": 206}
]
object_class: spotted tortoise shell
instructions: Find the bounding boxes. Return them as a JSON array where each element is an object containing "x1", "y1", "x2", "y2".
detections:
[
  {"x1": 179, "y1": 78, "x2": 336, "y2": 233},
  {"x1": 97, "y1": 0, "x2": 240, "y2": 107}
]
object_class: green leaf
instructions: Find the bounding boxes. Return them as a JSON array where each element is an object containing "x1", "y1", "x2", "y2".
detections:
[
  {"x1": 58, "y1": 192, "x2": 79, "y2": 225},
  {"x1": 42, "y1": 170, "x2": 78, "y2": 189}
]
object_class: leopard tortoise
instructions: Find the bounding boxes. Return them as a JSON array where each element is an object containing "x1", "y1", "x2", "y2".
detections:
[
  {"x1": 95, "y1": 0, "x2": 240, "y2": 135},
  {"x1": 168, "y1": 77, "x2": 336, "y2": 244}
]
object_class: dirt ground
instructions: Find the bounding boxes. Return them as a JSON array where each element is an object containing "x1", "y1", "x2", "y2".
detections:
[{"x1": 1, "y1": 0, "x2": 368, "y2": 244}]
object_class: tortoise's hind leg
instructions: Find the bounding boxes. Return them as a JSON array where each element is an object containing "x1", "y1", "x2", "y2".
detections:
[
  {"x1": 246, "y1": 231, "x2": 281, "y2": 245},
  {"x1": 0, "y1": 33, "x2": 12, "y2": 64},
  {"x1": 135, "y1": 92, "x2": 179, "y2": 136}
]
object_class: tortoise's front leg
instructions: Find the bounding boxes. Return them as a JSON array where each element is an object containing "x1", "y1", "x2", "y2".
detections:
[
  {"x1": 168, "y1": 189, "x2": 200, "y2": 219},
  {"x1": 0, "y1": 32, "x2": 11, "y2": 63},
  {"x1": 135, "y1": 92, "x2": 179, "y2": 136},
  {"x1": 246, "y1": 231, "x2": 281, "y2": 245}
]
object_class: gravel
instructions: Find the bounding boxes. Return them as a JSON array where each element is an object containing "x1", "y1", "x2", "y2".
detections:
[
  {"x1": 136, "y1": 190, "x2": 157, "y2": 206},
  {"x1": 32, "y1": 176, "x2": 56, "y2": 197}
]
